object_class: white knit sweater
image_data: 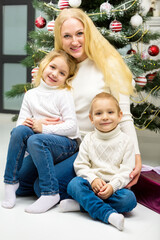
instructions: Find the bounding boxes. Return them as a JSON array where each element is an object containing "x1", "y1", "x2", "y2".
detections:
[
  {"x1": 74, "y1": 125, "x2": 135, "y2": 192},
  {"x1": 16, "y1": 79, "x2": 79, "y2": 139},
  {"x1": 72, "y1": 58, "x2": 140, "y2": 154}
]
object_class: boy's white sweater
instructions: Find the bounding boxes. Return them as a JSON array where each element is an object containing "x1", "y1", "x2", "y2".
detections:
[{"x1": 74, "y1": 125, "x2": 135, "y2": 192}]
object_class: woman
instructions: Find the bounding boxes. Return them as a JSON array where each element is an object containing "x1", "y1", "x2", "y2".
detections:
[{"x1": 17, "y1": 8, "x2": 141, "y2": 203}]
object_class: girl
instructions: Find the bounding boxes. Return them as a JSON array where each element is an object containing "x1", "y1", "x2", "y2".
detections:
[{"x1": 2, "y1": 50, "x2": 79, "y2": 213}]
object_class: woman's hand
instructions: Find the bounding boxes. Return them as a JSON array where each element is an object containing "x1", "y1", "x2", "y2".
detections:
[{"x1": 126, "y1": 154, "x2": 142, "y2": 188}]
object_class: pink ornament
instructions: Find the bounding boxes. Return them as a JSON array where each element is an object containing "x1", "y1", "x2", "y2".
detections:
[
  {"x1": 109, "y1": 20, "x2": 122, "y2": 32},
  {"x1": 148, "y1": 45, "x2": 159, "y2": 57},
  {"x1": 31, "y1": 67, "x2": 39, "y2": 82},
  {"x1": 47, "y1": 19, "x2": 55, "y2": 31},
  {"x1": 135, "y1": 76, "x2": 147, "y2": 87},
  {"x1": 58, "y1": 0, "x2": 70, "y2": 10},
  {"x1": 141, "y1": 51, "x2": 149, "y2": 60},
  {"x1": 100, "y1": 1, "x2": 113, "y2": 13},
  {"x1": 35, "y1": 16, "x2": 46, "y2": 28}
]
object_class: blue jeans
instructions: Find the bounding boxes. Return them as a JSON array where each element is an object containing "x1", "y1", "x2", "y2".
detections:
[
  {"x1": 4, "y1": 125, "x2": 78, "y2": 195},
  {"x1": 67, "y1": 177, "x2": 137, "y2": 224},
  {"x1": 17, "y1": 152, "x2": 78, "y2": 200}
]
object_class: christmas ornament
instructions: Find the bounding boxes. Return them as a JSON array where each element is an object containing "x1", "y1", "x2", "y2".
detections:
[
  {"x1": 130, "y1": 13, "x2": 143, "y2": 28},
  {"x1": 109, "y1": 20, "x2": 122, "y2": 32},
  {"x1": 148, "y1": 45, "x2": 159, "y2": 56},
  {"x1": 58, "y1": 0, "x2": 70, "y2": 10},
  {"x1": 47, "y1": 19, "x2": 55, "y2": 31},
  {"x1": 135, "y1": 76, "x2": 147, "y2": 87},
  {"x1": 146, "y1": 72, "x2": 157, "y2": 83},
  {"x1": 127, "y1": 48, "x2": 136, "y2": 54},
  {"x1": 141, "y1": 51, "x2": 149, "y2": 60},
  {"x1": 35, "y1": 16, "x2": 46, "y2": 28},
  {"x1": 31, "y1": 67, "x2": 39, "y2": 82},
  {"x1": 69, "y1": 0, "x2": 81, "y2": 8},
  {"x1": 100, "y1": 1, "x2": 113, "y2": 14}
]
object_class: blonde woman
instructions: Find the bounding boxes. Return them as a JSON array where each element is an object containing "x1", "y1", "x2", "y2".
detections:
[
  {"x1": 2, "y1": 50, "x2": 79, "y2": 213},
  {"x1": 54, "y1": 8, "x2": 141, "y2": 191}
]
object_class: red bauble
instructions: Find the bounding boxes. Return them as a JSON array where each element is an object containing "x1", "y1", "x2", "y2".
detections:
[
  {"x1": 35, "y1": 16, "x2": 46, "y2": 28},
  {"x1": 127, "y1": 48, "x2": 136, "y2": 54},
  {"x1": 146, "y1": 72, "x2": 157, "y2": 83},
  {"x1": 47, "y1": 19, "x2": 55, "y2": 31},
  {"x1": 31, "y1": 67, "x2": 39, "y2": 82},
  {"x1": 148, "y1": 45, "x2": 159, "y2": 56},
  {"x1": 135, "y1": 76, "x2": 147, "y2": 87},
  {"x1": 58, "y1": 0, "x2": 70, "y2": 10},
  {"x1": 109, "y1": 20, "x2": 122, "y2": 32}
]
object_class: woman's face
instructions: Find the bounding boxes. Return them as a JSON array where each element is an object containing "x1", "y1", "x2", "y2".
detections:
[{"x1": 61, "y1": 18, "x2": 87, "y2": 63}]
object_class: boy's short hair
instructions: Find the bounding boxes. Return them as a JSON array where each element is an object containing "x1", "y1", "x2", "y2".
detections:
[{"x1": 89, "y1": 92, "x2": 121, "y2": 114}]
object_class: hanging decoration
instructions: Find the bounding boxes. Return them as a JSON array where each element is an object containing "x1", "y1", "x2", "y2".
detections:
[
  {"x1": 148, "y1": 45, "x2": 160, "y2": 56},
  {"x1": 47, "y1": 19, "x2": 55, "y2": 31},
  {"x1": 58, "y1": 0, "x2": 70, "y2": 10},
  {"x1": 135, "y1": 75, "x2": 147, "y2": 87},
  {"x1": 69, "y1": 0, "x2": 82, "y2": 8},
  {"x1": 141, "y1": 51, "x2": 150, "y2": 60},
  {"x1": 127, "y1": 48, "x2": 136, "y2": 54},
  {"x1": 35, "y1": 16, "x2": 46, "y2": 28},
  {"x1": 109, "y1": 20, "x2": 122, "y2": 32},
  {"x1": 146, "y1": 72, "x2": 157, "y2": 83},
  {"x1": 100, "y1": 1, "x2": 113, "y2": 14},
  {"x1": 31, "y1": 67, "x2": 39, "y2": 82},
  {"x1": 130, "y1": 13, "x2": 143, "y2": 28}
]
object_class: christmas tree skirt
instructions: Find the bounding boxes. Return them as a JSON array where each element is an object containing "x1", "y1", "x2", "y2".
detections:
[{"x1": 132, "y1": 170, "x2": 160, "y2": 214}]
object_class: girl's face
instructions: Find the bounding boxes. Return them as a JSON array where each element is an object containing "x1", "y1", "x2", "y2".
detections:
[
  {"x1": 61, "y1": 18, "x2": 87, "y2": 63},
  {"x1": 42, "y1": 56, "x2": 69, "y2": 87}
]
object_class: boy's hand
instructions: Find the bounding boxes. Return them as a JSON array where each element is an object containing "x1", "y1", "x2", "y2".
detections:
[
  {"x1": 91, "y1": 178, "x2": 106, "y2": 194},
  {"x1": 97, "y1": 183, "x2": 113, "y2": 200}
]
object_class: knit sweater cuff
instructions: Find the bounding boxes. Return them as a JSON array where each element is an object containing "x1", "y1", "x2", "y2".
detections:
[{"x1": 109, "y1": 179, "x2": 122, "y2": 193}]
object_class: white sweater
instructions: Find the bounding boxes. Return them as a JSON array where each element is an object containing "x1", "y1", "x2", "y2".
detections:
[
  {"x1": 72, "y1": 58, "x2": 140, "y2": 154},
  {"x1": 16, "y1": 79, "x2": 79, "y2": 139},
  {"x1": 74, "y1": 125, "x2": 135, "y2": 192}
]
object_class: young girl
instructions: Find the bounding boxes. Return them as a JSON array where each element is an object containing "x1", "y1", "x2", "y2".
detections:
[{"x1": 2, "y1": 50, "x2": 79, "y2": 213}]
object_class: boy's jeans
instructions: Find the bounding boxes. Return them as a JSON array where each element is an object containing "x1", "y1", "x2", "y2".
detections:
[{"x1": 67, "y1": 177, "x2": 137, "y2": 223}]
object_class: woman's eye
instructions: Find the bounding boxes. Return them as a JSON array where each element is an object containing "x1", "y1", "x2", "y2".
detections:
[
  {"x1": 51, "y1": 65, "x2": 55, "y2": 69},
  {"x1": 64, "y1": 34, "x2": 70, "y2": 38},
  {"x1": 77, "y1": 32, "x2": 83, "y2": 36},
  {"x1": 60, "y1": 72, "x2": 65, "y2": 76},
  {"x1": 95, "y1": 112, "x2": 101, "y2": 115}
]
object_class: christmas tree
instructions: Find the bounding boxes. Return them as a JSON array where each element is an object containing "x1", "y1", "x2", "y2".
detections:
[{"x1": 6, "y1": 0, "x2": 160, "y2": 132}]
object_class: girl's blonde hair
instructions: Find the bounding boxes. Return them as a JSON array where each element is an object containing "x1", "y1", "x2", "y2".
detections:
[
  {"x1": 54, "y1": 8, "x2": 134, "y2": 98},
  {"x1": 33, "y1": 50, "x2": 78, "y2": 90}
]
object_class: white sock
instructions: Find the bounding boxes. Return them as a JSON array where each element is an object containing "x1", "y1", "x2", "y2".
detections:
[
  {"x1": 108, "y1": 212, "x2": 124, "y2": 231},
  {"x1": 59, "y1": 199, "x2": 80, "y2": 212},
  {"x1": 25, "y1": 194, "x2": 60, "y2": 214},
  {"x1": 1, "y1": 183, "x2": 19, "y2": 209}
]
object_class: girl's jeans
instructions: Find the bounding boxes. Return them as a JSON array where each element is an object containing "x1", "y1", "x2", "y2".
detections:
[
  {"x1": 67, "y1": 177, "x2": 137, "y2": 224},
  {"x1": 4, "y1": 125, "x2": 78, "y2": 195}
]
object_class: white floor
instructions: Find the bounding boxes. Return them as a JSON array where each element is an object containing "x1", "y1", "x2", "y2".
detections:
[{"x1": 0, "y1": 113, "x2": 160, "y2": 240}]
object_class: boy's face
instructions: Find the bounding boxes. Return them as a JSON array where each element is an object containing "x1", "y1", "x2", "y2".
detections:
[
  {"x1": 42, "y1": 56, "x2": 69, "y2": 87},
  {"x1": 89, "y1": 98, "x2": 122, "y2": 133}
]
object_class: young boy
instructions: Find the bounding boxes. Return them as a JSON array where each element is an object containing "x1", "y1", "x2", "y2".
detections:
[{"x1": 60, "y1": 92, "x2": 137, "y2": 231}]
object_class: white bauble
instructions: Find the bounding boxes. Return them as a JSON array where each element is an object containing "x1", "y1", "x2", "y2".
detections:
[
  {"x1": 69, "y1": 0, "x2": 81, "y2": 8},
  {"x1": 130, "y1": 13, "x2": 143, "y2": 28}
]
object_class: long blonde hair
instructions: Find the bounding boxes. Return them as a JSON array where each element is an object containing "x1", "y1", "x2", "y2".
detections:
[
  {"x1": 54, "y1": 8, "x2": 134, "y2": 97},
  {"x1": 33, "y1": 50, "x2": 78, "y2": 90}
]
